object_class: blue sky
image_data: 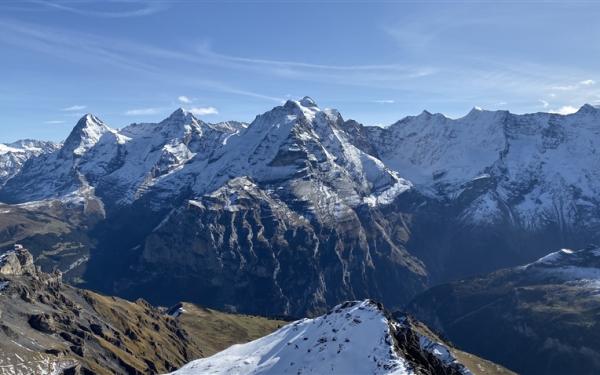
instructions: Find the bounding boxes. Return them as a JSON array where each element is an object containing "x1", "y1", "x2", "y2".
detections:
[{"x1": 1, "y1": 0, "x2": 600, "y2": 142}]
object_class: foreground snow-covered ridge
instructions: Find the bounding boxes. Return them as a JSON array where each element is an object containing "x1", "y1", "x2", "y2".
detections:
[
  {"x1": 169, "y1": 300, "x2": 472, "y2": 375},
  {"x1": 170, "y1": 300, "x2": 409, "y2": 375}
]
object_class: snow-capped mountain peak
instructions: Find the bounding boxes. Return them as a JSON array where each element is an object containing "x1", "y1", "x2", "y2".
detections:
[
  {"x1": 62, "y1": 114, "x2": 114, "y2": 157},
  {"x1": 282, "y1": 96, "x2": 321, "y2": 122},
  {"x1": 162, "y1": 107, "x2": 196, "y2": 125},
  {"x1": 299, "y1": 95, "x2": 318, "y2": 107},
  {"x1": 0, "y1": 140, "x2": 59, "y2": 186}
]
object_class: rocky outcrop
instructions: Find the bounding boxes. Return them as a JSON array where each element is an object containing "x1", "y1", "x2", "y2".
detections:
[
  {"x1": 0, "y1": 245, "x2": 36, "y2": 276},
  {"x1": 0, "y1": 246, "x2": 282, "y2": 375}
]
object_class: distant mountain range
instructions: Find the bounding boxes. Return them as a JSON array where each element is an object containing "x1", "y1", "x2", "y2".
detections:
[
  {"x1": 0, "y1": 139, "x2": 59, "y2": 186},
  {"x1": 1, "y1": 98, "x2": 599, "y2": 317},
  {"x1": 408, "y1": 245, "x2": 600, "y2": 375}
]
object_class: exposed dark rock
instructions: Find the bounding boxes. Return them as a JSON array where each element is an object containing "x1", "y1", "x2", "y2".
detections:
[{"x1": 28, "y1": 313, "x2": 57, "y2": 333}]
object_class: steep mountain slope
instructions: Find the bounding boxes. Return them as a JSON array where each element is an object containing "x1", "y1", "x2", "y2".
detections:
[
  {"x1": 94, "y1": 98, "x2": 426, "y2": 316},
  {"x1": 121, "y1": 176, "x2": 425, "y2": 316},
  {"x1": 407, "y1": 245, "x2": 600, "y2": 375},
  {"x1": 0, "y1": 139, "x2": 58, "y2": 186},
  {"x1": 0, "y1": 198, "x2": 103, "y2": 284},
  {"x1": 171, "y1": 300, "x2": 514, "y2": 375},
  {"x1": 363, "y1": 105, "x2": 600, "y2": 281},
  {"x1": 0, "y1": 246, "x2": 282, "y2": 375}
]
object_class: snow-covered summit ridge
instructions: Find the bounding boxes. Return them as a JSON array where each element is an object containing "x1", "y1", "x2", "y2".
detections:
[
  {"x1": 520, "y1": 246, "x2": 600, "y2": 293},
  {"x1": 62, "y1": 114, "x2": 116, "y2": 156},
  {"x1": 369, "y1": 102, "x2": 600, "y2": 228},
  {"x1": 3, "y1": 98, "x2": 600, "y2": 228},
  {"x1": 0, "y1": 139, "x2": 59, "y2": 186},
  {"x1": 170, "y1": 299, "x2": 472, "y2": 375},
  {"x1": 0, "y1": 140, "x2": 57, "y2": 155},
  {"x1": 524, "y1": 246, "x2": 600, "y2": 269}
]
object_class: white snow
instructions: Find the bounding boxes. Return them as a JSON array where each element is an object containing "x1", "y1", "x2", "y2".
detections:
[
  {"x1": 369, "y1": 104, "x2": 600, "y2": 228},
  {"x1": 70, "y1": 114, "x2": 114, "y2": 156},
  {"x1": 0, "y1": 144, "x2": 22, "y2": 155},
  {"x1": 0, "y1": 140, "x2": 58, "y2": 186},
  {"x1": 170, "y1": 300, "x2": 412, "y2": 375},
  {"x1": 414, "y1": 330, "x2": 471, "y2": 374},
  {"x1": 5, "y1": 100, "x2": 600, "y2": 232},
  {"x1": 520, "y1": 247, "x2": 600, "y2": 294}
]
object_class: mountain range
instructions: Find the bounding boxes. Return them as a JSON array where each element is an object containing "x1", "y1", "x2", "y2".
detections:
[
  {"x1": 407, "y1": 245, "x2": 600, "y2": 375},
  {"x1": 1, "y1": 97, "x2": 599, "y2": 317},
  {"x1": 2, "y1": 97, "x2": 600, "y2": 373},
  {"x1": 0, "y1": 246, "x2": 511, "y2": 375}
]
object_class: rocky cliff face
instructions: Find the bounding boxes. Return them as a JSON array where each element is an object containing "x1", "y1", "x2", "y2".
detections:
[{"x1": 121, "y1": 177, "x2": 426, "y2": 316}]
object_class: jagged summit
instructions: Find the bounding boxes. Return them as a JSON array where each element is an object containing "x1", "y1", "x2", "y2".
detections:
[
  {"x1": 299, "y1": 95, "x2": 318, "y2": 107},
  {"x1": 461, "y1": 106, "x2": 509, "y2": 120},
  {"x1": 163, "y1": 107, "x2": 196, "y2": 124},
  {"x1": 62, "y1": 113, "x2": 113, "y2": 156},
  {"x1": 576, "y1": 103, "x2": 600, "y2": 115}
]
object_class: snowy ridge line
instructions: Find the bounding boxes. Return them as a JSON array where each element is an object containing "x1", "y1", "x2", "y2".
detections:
[
  {"x1": 2, "y1": 98, "x2": 600, "y2": 231},
  {"x1": 170, "y1": 300, "x2": 473, "y2": 375}
]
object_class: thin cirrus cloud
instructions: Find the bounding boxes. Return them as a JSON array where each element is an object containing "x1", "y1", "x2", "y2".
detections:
[
  {"x1": 178, "y1": 96, "x2": 191, "y2": 104},
  {"x1": 372, "y1": 99, "x2": 395, "y2": 104},
  {"x1": 44, "y1": 120, "x2": 65, "y2": 124},
  {"x1": 539, "y1": 99, "x2": 549, "y2": 108},
  {"x1": 3, "y1": 12, "x2": 599, "y2": 119},
  {"x1": 187, "y1": 107, "x2": 218, "y2": 116},
  {"x1": 0, "y1": 19, "x2": 281, "y2": 103},
  {"x1": 125, "y1": 107, "x2": 160, "y2": 116},
  {"x1": 551, "y1": 79, "x2": 596, "y2": 91},
  {"x1": 62, "y1": 105, "x2": 86, "y2": 111},
  {"x1": 27, "y1": 0, "x2": 169, "y2": 18}
]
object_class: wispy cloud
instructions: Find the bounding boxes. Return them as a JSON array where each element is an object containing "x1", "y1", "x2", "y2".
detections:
[
  {"x1": 62, "y1": 105, "x2": 86, "y2": 111},
  {"x1": 187, "y1": 106, "x2": 218, "y2": 116},
  {"x1": 550, "y1": 105, "x2": 578, "y2": 115},
  {"x1": 372, "y1": 99, "x2": 395, "y2": 104},
  {"x1": 44, "y1": 120, "x2": 65, "y2": 124},
  {"x1": 191, "y1": 45, "x2": 436, "y2": 86},
  {"x1": 125, "y1": 107, "x2": 160, "y2": 116},
  {"x1": 27, "y1": 0, "x2": 168, "y2": 18},
  {"x1": 539, "y1": 99, "x2": 549, "y2": 108},
  {"x1": 0, "y1": 19, "x2": 282, "y2": 103},
  {"x1": 178, "y1": 95, "x2": 191, "y2": 104},
  {"x1": 551, "y1": 79, "x2": 595, "y2": 91},
  {"x1": 551, "y1": 84, "x2": 578, "y2": 91}
]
